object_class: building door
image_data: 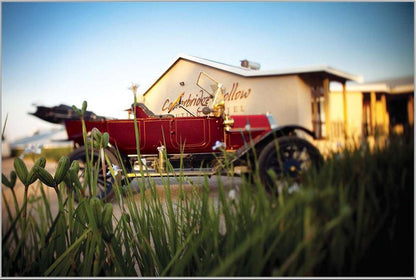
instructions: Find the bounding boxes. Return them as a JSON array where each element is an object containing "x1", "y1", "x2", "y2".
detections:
[{"x1": 387, "y1": 94, "x2": 409, "y2": 134}]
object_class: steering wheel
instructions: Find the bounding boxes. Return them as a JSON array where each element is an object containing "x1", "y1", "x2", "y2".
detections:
[{"x1": 168, "y1": 92, "x2": 185, "y2": 113}]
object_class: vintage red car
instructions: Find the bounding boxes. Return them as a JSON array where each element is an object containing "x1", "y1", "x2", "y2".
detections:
[{"x1": 32, "y1": 72, "x2": 322, "y2": 200}]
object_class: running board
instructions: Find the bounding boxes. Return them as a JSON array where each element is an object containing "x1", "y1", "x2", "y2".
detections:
[{"x1": 126, "y1": 168, "x2": 214, "y2": 178}]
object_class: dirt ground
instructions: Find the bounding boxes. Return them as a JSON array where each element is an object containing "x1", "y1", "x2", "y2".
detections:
[{"x1": 1, "y1": 157, "x2": 241, "y2": 230}]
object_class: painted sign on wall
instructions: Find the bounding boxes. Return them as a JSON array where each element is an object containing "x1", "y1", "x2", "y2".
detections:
[{"x1": 161, "y1": 82, "x2": 252, "y2": 116}]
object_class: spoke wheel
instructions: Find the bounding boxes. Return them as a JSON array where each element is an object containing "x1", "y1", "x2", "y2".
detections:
[
  {"x1": 258, "y1": 136, "x2": 323, "y2": 193},
  {"x1": 68, "y1": 146, "x2": 119, "y2": 202}
]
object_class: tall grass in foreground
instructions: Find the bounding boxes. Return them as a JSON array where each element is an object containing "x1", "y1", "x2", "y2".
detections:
[{"x1": 2, "y1": 103, "x2": 413, "y2": 276}]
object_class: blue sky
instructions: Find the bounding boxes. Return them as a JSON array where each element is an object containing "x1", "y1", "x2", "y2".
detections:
[{"x1": 2, "y1": 1, "x2": 414, "y2": 141}]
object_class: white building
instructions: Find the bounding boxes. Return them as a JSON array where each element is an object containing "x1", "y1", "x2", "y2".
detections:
[{"x1": 142, "y1": 54, "x2": 362, "y2": 141}]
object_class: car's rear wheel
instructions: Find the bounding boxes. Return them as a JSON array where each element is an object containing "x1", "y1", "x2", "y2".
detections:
[
  {"x1": 68, "y1": 146, "x2": 120, "y2": 202},
  {"x1": 258, "y1": 136, "x2": 323, "y2": 193}
]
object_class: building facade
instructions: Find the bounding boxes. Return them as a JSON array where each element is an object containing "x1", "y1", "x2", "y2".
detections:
[
  {"x1": 142, "y1": 54, "x2": 362, "y2": 145},
  {"x1": 330, "y1": 78, "x2": 414, "y2": 141},
  {"x1": 141, "y1": 54, "x2": 413, "y2": 152}
]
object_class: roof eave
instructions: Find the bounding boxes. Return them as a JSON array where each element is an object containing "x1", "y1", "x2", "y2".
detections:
[
  {"x1": 330, "y1": 83, "x2": 414, "y2": 94},
  {"x1": 391, "y1": 84, "x2": 415, "y2": 94}
]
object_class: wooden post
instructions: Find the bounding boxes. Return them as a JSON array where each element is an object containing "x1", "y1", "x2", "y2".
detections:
[
  {"x1": 342, "y1": 82, "x2": 348, "y2": 139},
  {"x1": 408, "y1": 95, "x2": 414, "y2": 126},
  {"x1": 381, "y1": 94, "x2": 388, "y2": 134},
  {"x1": 370, "y1": 91, "x2": 376, "y2": 135},
  {"x1": 311, "y1": 89, "x2": 319, "y2": 138},
  {"x1": 323, "y1": 78, "x2": 330, "y2": 138}
]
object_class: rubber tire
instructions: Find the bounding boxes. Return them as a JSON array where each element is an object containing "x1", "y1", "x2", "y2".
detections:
[
  {"x1": 258, "y1": 136, "x2": 323, "y2": 192},
  {"x1": 68, "y1": 146, "x2": 119, "y2": 202}
]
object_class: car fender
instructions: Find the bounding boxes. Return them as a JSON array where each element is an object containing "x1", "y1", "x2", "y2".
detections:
[{"x1": 232, "y1": 125, "x2": 317, "y2": 164}]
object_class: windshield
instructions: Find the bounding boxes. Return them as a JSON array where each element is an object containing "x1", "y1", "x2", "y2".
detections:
[{"x1": 197, "y1": 72, "x2": 219, "y2": 97}]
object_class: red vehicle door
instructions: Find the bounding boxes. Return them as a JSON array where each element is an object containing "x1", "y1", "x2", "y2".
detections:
[
  {"x1": 169, "y1": 117, "x2": 224, "y2": 153},
  {"x1": 106, "y1": 116, "x2": 224, "y2": 155}
]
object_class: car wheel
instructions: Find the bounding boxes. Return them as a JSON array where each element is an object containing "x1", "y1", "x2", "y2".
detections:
[
  {"x1": 258, "y1": 136, "x2": 323, "y2": 193},
  {"x1": 68, "y1": 146, "x2": 120, "y2": 202}
]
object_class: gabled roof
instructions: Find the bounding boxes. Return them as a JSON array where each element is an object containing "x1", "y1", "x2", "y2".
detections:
[{"x1": 143, "y1": 54, "x2": 363, "y2": 95}]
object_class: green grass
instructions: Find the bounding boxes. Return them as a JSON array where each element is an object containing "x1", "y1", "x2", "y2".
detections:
[{"x1": 2, "y1": 101, "x2": 413, "y2": 276}]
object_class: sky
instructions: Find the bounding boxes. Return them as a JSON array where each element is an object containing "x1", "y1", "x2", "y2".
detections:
[{"x1": 1, "y1": 1, "x2": 414, "y2": 141}]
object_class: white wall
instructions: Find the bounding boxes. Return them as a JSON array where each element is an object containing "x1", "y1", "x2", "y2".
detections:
[{"x1": 144, "y1": 59, "x2": 314, "y2": 130}]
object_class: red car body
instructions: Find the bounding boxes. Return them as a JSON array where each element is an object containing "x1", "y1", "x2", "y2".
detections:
[{"x1": 64, "y1": 106, "x2": 273, "y2": 156}]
